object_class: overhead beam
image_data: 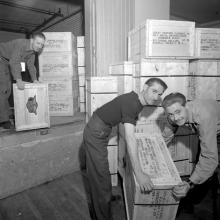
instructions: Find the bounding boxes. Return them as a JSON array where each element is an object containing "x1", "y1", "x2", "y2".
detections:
[
  {"x1": 0, "y1": 19, "x2": 38, "y2": 27},
  {"x1": 0, "y1": 1, "x2": 63, "y2": 16},
  {"x1": 0, "y1": 27, "x2": 27, "y2": 34},
  {"x1": 30, "y1": 13, "x2": 62, "y2": 34}
]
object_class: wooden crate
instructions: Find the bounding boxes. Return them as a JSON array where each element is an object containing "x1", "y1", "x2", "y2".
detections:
[
  {"x1": 195, "y1": 28, "x2": 220, "y2": 58},
  {"x1": 13, "y1": 83, "x2": 50, "y2": 131},
  {"x1": 79, "y1": 74, "x2": 85, "y2": 87},
  {"x1": 86, "y1": 77, "x2": 118, "y2": 118},
  {"x1": 43, "y1": 32, "x2": 76, "y2": 52},
  {"x1": 86, "y1": 93, "x2": 117, "y2": 118},
  {"x1": 77, "y1": 36, "x2": 85, "y2": 48},
  {"x1": 86, "y1": 76, "x2": 118, "y2": 93},
  {"x1": 109, "y1": 61, "x2": 134, "y2": 95},
  {"x1": 79, "y1": 86, "x2": 85, "y2": 103},
  {"x1": 128, "y1": 19, "x2": 195, "y2": 61},
  {"x1": 124, "y1": 133, "x2": 181, "y2": 220},
  {"x1": 77, "y1": 47, "x2": 85, "y2": 67},
  {"x1": 40, "y1": 77, "x2": 74, "y2": 97},
  {"x1": 78, "y1": 66, "x2": 85, "y2": 74},
  {"x1": 133, "y1": 59, "x2": 190, "y2": 98},
  {"x1": 173, "y1": 160, "x2": 195, "y2": 177},
  {"x1": 49, "y1": 96, "x2": 79, "y2": 116},
  {"x1": 108, "y1": 145, "x2": 118, "y2": 186},
  {"x1": 39, "y1": 52, "x2": 77, "y2": 78},
  {"x1": 188, "y1": 60, "x2": 220, "y2": 100},
  {"x1": 80, "y1": 102, "x2": 86, "y2": 113}
]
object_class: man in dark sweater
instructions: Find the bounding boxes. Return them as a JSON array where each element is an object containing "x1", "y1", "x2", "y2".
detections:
[
  {"x1": 83, "y1": 77, "x2": 168, "y2": 220},
  {"x1": 0, "y1": 32, "x2": 45, "y2": 129}
]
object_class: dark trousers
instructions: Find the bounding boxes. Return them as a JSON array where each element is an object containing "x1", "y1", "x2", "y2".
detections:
[
  {"x1": 0, "y1": 61, "x2": 11, "y2": 123},
  {"x1": 83, "y1": 113, "x2": 113, "y2": 220}
]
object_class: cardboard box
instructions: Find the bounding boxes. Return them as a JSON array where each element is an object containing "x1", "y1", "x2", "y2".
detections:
[
  {"x1": 128, "y1": 19, "x2": 195, "y2": 61},
  {"x1": 13, "y1": 83, "x2": 50, "y2": 131}
]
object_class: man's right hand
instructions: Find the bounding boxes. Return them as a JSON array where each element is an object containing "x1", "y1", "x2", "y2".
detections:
[
  {"x1": 16, "y1": 79, "x2": 25, "y2": 90},
  {"x1": 136, "y1": 172, "x2": 153, "y2": 192}
]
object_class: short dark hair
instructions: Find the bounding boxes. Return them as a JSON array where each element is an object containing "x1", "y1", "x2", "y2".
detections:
[
  {"x1": 145, "y1": 77, "x2": 168, "y2": 90},
  {"x1": 31, "y1": 32, "x2": 46, "y2": 40},
  {"x1": 162, "y1": 92, "x2": 186, "y2": 109}
]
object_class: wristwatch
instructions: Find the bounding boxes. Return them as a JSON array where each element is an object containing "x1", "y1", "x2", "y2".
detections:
[{"x1": 186, "y1": 179, "x2": 195, "y2": 189}]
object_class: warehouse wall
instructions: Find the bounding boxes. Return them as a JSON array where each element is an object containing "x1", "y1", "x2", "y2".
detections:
[
  {"x1": 85, "y1": 0, "x2": 134, "y2": 76},
  {"x1": 0, "y1": 31, "x2": 25, "y2": 42},
  {"x1": 134, "y1": 0, "x2": 170, "y2": 26},
  {"x1": 85, "y1": 0, "x2": 170, "y2": 77}
]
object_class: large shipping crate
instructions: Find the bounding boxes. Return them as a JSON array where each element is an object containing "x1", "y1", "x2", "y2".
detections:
[
  {"x1": 39, "y1": 52, "x2": 77, "y2": 78},
  {"x1": 40, "y1": 77, "x2": 79, "y2": 116},
  {"x1": 108, "y1": 128, "x2": 118, "y2": 186},
  {"x1": 188, "y1": 60, "x2": 220, "y2": 100},
  {"x1": 43, "y1": 32, "x2": 77, "y2": 52},
  {"x1": 13, "y1": 83, "x2": 50, "y2": 131},
  {"x1": 124, "y1": 133, "x2": 181, "y2": 220},
  {"x1": 128, "y1": 19, "x2": 195, "y2": 61},
  {"x1": 133, "y1": 59, "x2": 190, "y2": 98},
  {"x1": 195, "y1": 28, "x2": 220, "y2": 58},
  {"x1": 85, "y1": 77, "x2": 118, "y2": 119},
  {"x1": 109, "y1": 61, "x2": 134, "y2": 95}
]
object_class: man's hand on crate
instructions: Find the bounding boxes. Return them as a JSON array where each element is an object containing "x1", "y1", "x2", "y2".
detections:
[
  {"x1": 136, "y1": 172, "x2": 153, "y2": 193},
  {"x1": 172, "y1": 181, "x2": 191, "y2": 199}
]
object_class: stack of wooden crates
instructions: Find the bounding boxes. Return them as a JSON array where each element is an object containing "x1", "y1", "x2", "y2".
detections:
[
  {"x1": 77, "y1": 36, "x2": 86, "y2": 113},
  {"x1": 108, "y1": 19, "x2": 201, "y2": 220},
  {"x1": 39, "y1": 32, "x2": 79, "y2": 116},
  {"x1": 189, "y1": 28, "x2": 220, "y2": 176}
]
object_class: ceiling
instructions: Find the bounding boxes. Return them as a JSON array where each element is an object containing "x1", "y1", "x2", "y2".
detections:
[
  {"x1": 0, "y1": 0, "x2": 220, "y2": 35},
  {"x1": 0, "y1": 0, "x2": 83, "y2": 35},
  {"x1": 170, "y1": 0, "x2": 220, "y2": 25}
]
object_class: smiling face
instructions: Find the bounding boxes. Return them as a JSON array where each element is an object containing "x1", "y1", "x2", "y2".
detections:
[
  {"x1": 165, "y1": 102, "x2": 188, "y2": 126},
  {"x1": 142, "y1": 82, "x2": 165, "y2": 105},
  {"x1": 31, "y1": 36, "x2": 45, "y2": 53}
]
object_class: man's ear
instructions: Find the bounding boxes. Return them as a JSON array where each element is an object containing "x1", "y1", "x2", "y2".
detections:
[{"x1": 142, "y1": 83, "x2": 148, "y2": 91}]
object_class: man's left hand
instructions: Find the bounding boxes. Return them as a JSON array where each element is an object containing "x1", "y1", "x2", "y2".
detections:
[{"x1": 172, "y1": 181, "x2": 190, "y2": 199}]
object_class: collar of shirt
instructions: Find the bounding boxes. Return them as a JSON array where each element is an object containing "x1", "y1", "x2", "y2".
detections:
[{"x1": 184, "y1": 102, "x2": 198, "y2": 131}]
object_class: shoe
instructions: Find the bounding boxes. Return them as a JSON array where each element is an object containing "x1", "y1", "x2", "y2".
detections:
[{"x1": 0, "y1": 121, "x2": 14, "y2": 129}]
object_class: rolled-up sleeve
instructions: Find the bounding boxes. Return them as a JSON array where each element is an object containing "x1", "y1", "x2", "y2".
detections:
[
  {"x1": 26, "y1": 54, "x2": 37, "y2": 81},
  {"x1": 190, "y1": 115, "x2": 219, "y2": 184}
]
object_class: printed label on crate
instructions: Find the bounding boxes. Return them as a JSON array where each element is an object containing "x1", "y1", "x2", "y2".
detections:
[
  {"x1": 43, "y1": 32, "x2": 75, "y2": 52},
  {"x1": 136, "y1": 134, "x2": 181, "y2": 186},
  {"x1": 39, "y1": 52, "x2": 77, "y2": 77},
  {"x1": 195, "y1": 28, "x2": 220, "y2": 58},
  {"x1": 49, "y1": 96, "x2": 74, "y2": 116}
]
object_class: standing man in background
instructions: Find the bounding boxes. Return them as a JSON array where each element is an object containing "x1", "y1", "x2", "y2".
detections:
[
  {"x1": 83, "y1": 78, "x2": 168, "y2": 220},
  {"x1": 0, "y1": 32, "x2": 45, "y2": 129}
]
